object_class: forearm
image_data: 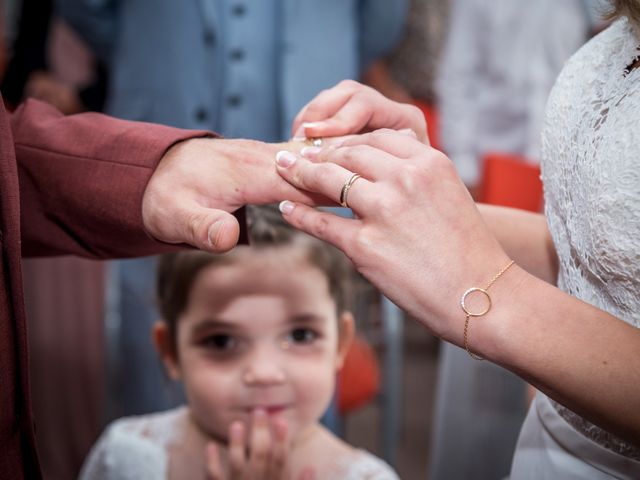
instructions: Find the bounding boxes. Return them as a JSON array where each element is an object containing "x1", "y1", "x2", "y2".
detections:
[
  {"x1": 478, "y1": 204, "x2": 558, "y2": 284},
  {"x1": 476, "y1": 266, "x2": 640, "y2": 445},
  {"x1": 13, "y1": 99, "x2": 211, "y2": 258}
]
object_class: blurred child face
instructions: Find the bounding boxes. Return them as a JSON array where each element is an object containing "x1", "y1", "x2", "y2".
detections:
[{"x1": 156, "y1": 247, "x2": 352, "y2": 445}]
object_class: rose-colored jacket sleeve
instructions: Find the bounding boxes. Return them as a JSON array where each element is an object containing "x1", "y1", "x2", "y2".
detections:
[{"x1": 12, "y1": 99, "x2": 213, "y2": 258}]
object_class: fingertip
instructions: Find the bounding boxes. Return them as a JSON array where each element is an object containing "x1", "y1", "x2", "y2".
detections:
[
  {"x1": 208, "y1": 217, "x2": 240, "y2": 252},
  {"x1": 206, "y1": 442, "x2": 218, "y2": 458},
  {"x1": 278, "y1": 200, "x2": 296, "y2": 215},
  {"x1": 273, "y1": 417, "x2": 288, "y2": 441},
  {"x1": 275, "y1": 150, "x2": 297, "y2": 168},
  {"x1": 230, "y1": 420, "x2": 245, "y2": 440},
  {"x1": 302, "y1": 121, "x2": 328, "y2": 138},
  {"x1": 292, "y1": 123, "x2": 306, "y2": 139},
  {"x1": 253, "y1": 408, "x2": 267, "y2": 426}
]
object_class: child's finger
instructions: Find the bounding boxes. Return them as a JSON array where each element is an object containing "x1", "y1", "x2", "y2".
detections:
[
  {"x1": 205, "y1": 443, "x2": 224, "y2": 480},
  {"x1": 297, "y1": 466, "x2": 317, "y2": 480},
  {"x1": 249, "y1": 409, "x2": 271, "y2": 478},
  {"x1": 228, "y1": 421, "x2": 247, "y2": 480},
  {"x1": 267, "y1": 418, "x2": 289, "y2": 479}
]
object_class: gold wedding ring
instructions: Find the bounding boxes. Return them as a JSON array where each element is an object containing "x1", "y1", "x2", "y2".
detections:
[{"x1": 340, "y1": 173, "x2": 362, "y2": 208}]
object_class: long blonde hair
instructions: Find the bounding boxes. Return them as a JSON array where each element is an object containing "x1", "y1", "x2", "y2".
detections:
[{"x1": 606, "y1": 0, "x2": 640, "y2": 31}]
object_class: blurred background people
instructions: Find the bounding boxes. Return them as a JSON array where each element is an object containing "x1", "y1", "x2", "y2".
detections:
[
  {"x1": 437, "y1": 0, "x2": 606, "y2": 192},
  {"x1": 2, "y1": 0, "x2": 106, "y2": 113}
]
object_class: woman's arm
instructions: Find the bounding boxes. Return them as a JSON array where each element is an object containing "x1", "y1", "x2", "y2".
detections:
[
  {"x1": 486, "y1": 266, "x2": 640, "y2": 446},
  {"x1": 274, "y1": 130, "x2": 640, "y2": 446},
  {"x1": 478, "y1": 204, "x2": 558, "y2": 284}
]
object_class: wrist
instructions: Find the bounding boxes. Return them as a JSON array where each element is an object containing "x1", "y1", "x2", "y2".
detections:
[{"x1": 468, "y1": 264, "x2": 536, "y2": 365}]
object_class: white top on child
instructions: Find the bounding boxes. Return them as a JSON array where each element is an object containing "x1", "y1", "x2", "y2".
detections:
[{"x1": 79, "y1": 407, "x2": 399, "y2": 480}]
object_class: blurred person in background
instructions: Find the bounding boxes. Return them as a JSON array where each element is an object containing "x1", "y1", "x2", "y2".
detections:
[
  {"x1": 55, "y1": 0, "x2": 408, "y2": 428},
  {"x1": 364, "y1": 0, "x2": 451, "y2": 106},
  {"x1": 363, "y1": 0, "x2": 451, "y2": 151},
  {"x1": 2, "y1": 0, "x2": 107, "y2": 114}
]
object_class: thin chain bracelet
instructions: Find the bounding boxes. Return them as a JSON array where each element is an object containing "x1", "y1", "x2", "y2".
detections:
[{"x1": 461, "y1": 260, "x2": 515, "y2": 360}]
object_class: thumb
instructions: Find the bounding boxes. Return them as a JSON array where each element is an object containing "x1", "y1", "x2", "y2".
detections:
[{"x1": 182, "y1": 207, "x2": 240, "y2": 253}]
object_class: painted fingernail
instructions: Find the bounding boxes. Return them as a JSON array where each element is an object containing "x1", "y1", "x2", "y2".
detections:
[
  {"x1": 276, "y1": 150, "x2": 297, "y2": 168},
  {"x1": 302, "y1": 122, "x2": 321, "y2": 129},
  {"x1": 279, "y1": 201, "x2": 295, "y2": 215},
  {"x1": 292, "y1": 136, "x2": 307, "y2": 142},
  {"x1": 300, "y1": 146, "x2": 322, "y2": 157}
]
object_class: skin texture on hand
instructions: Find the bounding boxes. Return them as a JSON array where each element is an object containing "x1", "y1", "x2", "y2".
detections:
[
  {"x1": 275, "y1": 129, "x2": 511, "y2": 343},
  {"x1": 142, "y1": 137, "x2": 324, "y2": 253},
  {"x1": 275, "y1": 131, "x2": 640, "y2": 447},
  {"x1": 291, "y1": 80, "x2": 428, "y2": 144}
]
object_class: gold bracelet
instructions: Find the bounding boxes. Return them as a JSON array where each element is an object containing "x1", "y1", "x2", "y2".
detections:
[{"x1": 461, "y1": 260, "x2": 515, "y2": 360}]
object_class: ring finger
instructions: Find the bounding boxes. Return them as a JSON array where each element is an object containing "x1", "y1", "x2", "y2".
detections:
[{"x1": 275, "y1": 151, "x2": 373, "y2": 212}]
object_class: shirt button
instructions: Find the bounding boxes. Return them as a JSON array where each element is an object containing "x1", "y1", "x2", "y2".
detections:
[
  {"x1": 231, "y1": 4, "x2": 246, "y2": 16},
  {"x1": 227, "y1": 95, "x2": 242, "y2": 107},
  {"x1": 203, "y1": 30, "x2": 216, "y2": 46},
  {"x1": 195, "y1": 108, "x2": 209, "y2": 122},
  {"x1": 229, "y1": 48, "x2": 245, "y2": 61}
]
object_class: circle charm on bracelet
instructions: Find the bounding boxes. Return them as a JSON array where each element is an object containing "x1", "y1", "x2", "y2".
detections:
[{"x1": 460, "y1": 288, "x2": 492, "y2": 317}]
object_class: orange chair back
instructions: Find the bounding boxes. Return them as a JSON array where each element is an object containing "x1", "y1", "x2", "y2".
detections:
[
  {"x1": 337, "y1": 336, "x2": 381, "y2": 415},
  {"x1": 479, "y1": 153, "x2": 543, "y2": 212}
]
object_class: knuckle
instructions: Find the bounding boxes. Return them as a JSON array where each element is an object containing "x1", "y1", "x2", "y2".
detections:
[
  {"x1": 395, "y1": 163, "x2": 423, "y2": 191},
  {"x1": 187, "y1": 212, "x2": 205, "y2": 243},
  {"x1": 352, "y1": 226, "x2": 375, "y2": 258},
  {"x1": 310, "y1": 214, "x2": 330, "y2": 238},
  {"x1": 313, "y1": 163, "x2": 334, "y2": 188},
  {"x1": 304, "y1": 101, "x2": 324, "y2": 118},
  {"x1": 338, "y1": 79, "x2": 358, "y2": 90}
]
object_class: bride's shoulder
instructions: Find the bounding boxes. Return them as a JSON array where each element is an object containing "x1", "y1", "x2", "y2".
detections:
[{"x1": 553, "y1": 19, "x2": 632, "y2": 91}]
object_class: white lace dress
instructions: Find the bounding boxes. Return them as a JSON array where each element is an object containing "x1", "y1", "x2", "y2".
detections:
[
  {"x1": 510, "y1": 18, "x2": 640, "y2": 479},
  {"x1": 79, "y1": 407, "x2": 399, "y2": 480}
]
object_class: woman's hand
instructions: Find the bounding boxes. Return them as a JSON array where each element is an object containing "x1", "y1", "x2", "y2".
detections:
[
  {"x1": 205, "y1": 410, "x2": 315, "y2": 480},
  {"x1": 291, "y1": 80, "x2": 428, "y2": 144},
  {"x1": 276, "y1": 129, "x2": 513, "y2": 344}
]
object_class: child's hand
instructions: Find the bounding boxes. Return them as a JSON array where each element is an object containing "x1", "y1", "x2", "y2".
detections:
[{"x1": 205, "y1": 409, "x2": 315, "y2": 480}]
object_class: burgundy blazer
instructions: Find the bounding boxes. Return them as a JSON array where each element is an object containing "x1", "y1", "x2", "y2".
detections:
[{"x1": 0, "y1": 97, "x2": 219, "y2": 479}]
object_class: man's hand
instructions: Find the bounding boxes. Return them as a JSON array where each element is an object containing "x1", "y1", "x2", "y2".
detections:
[{"x1": 142, "y1": 137, "x2": 320, "y2": 253}]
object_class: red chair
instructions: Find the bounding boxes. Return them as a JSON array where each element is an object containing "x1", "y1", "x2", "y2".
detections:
[
  {"x1": 479, "y1": 153, "x2": 543, "y2": 212},
  {"x1": 413, "y1": 100, "x2": 441, "y2": 151},
  {"x1": 337, "y1": 335, "x2": 381, "y2": 415}
]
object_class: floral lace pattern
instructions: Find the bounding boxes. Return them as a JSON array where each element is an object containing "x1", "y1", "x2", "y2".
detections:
[{"x1": 541, "y1": 18, "x2": 640, "y2": 460}]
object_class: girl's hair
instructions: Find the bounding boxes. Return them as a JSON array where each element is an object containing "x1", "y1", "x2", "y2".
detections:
[
  {"x1": 605, "y1": 0, "x2": 640, "y2": 29},
  {"x1": 156, "y1": 206, "x2": 352, "y2": 347}
]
